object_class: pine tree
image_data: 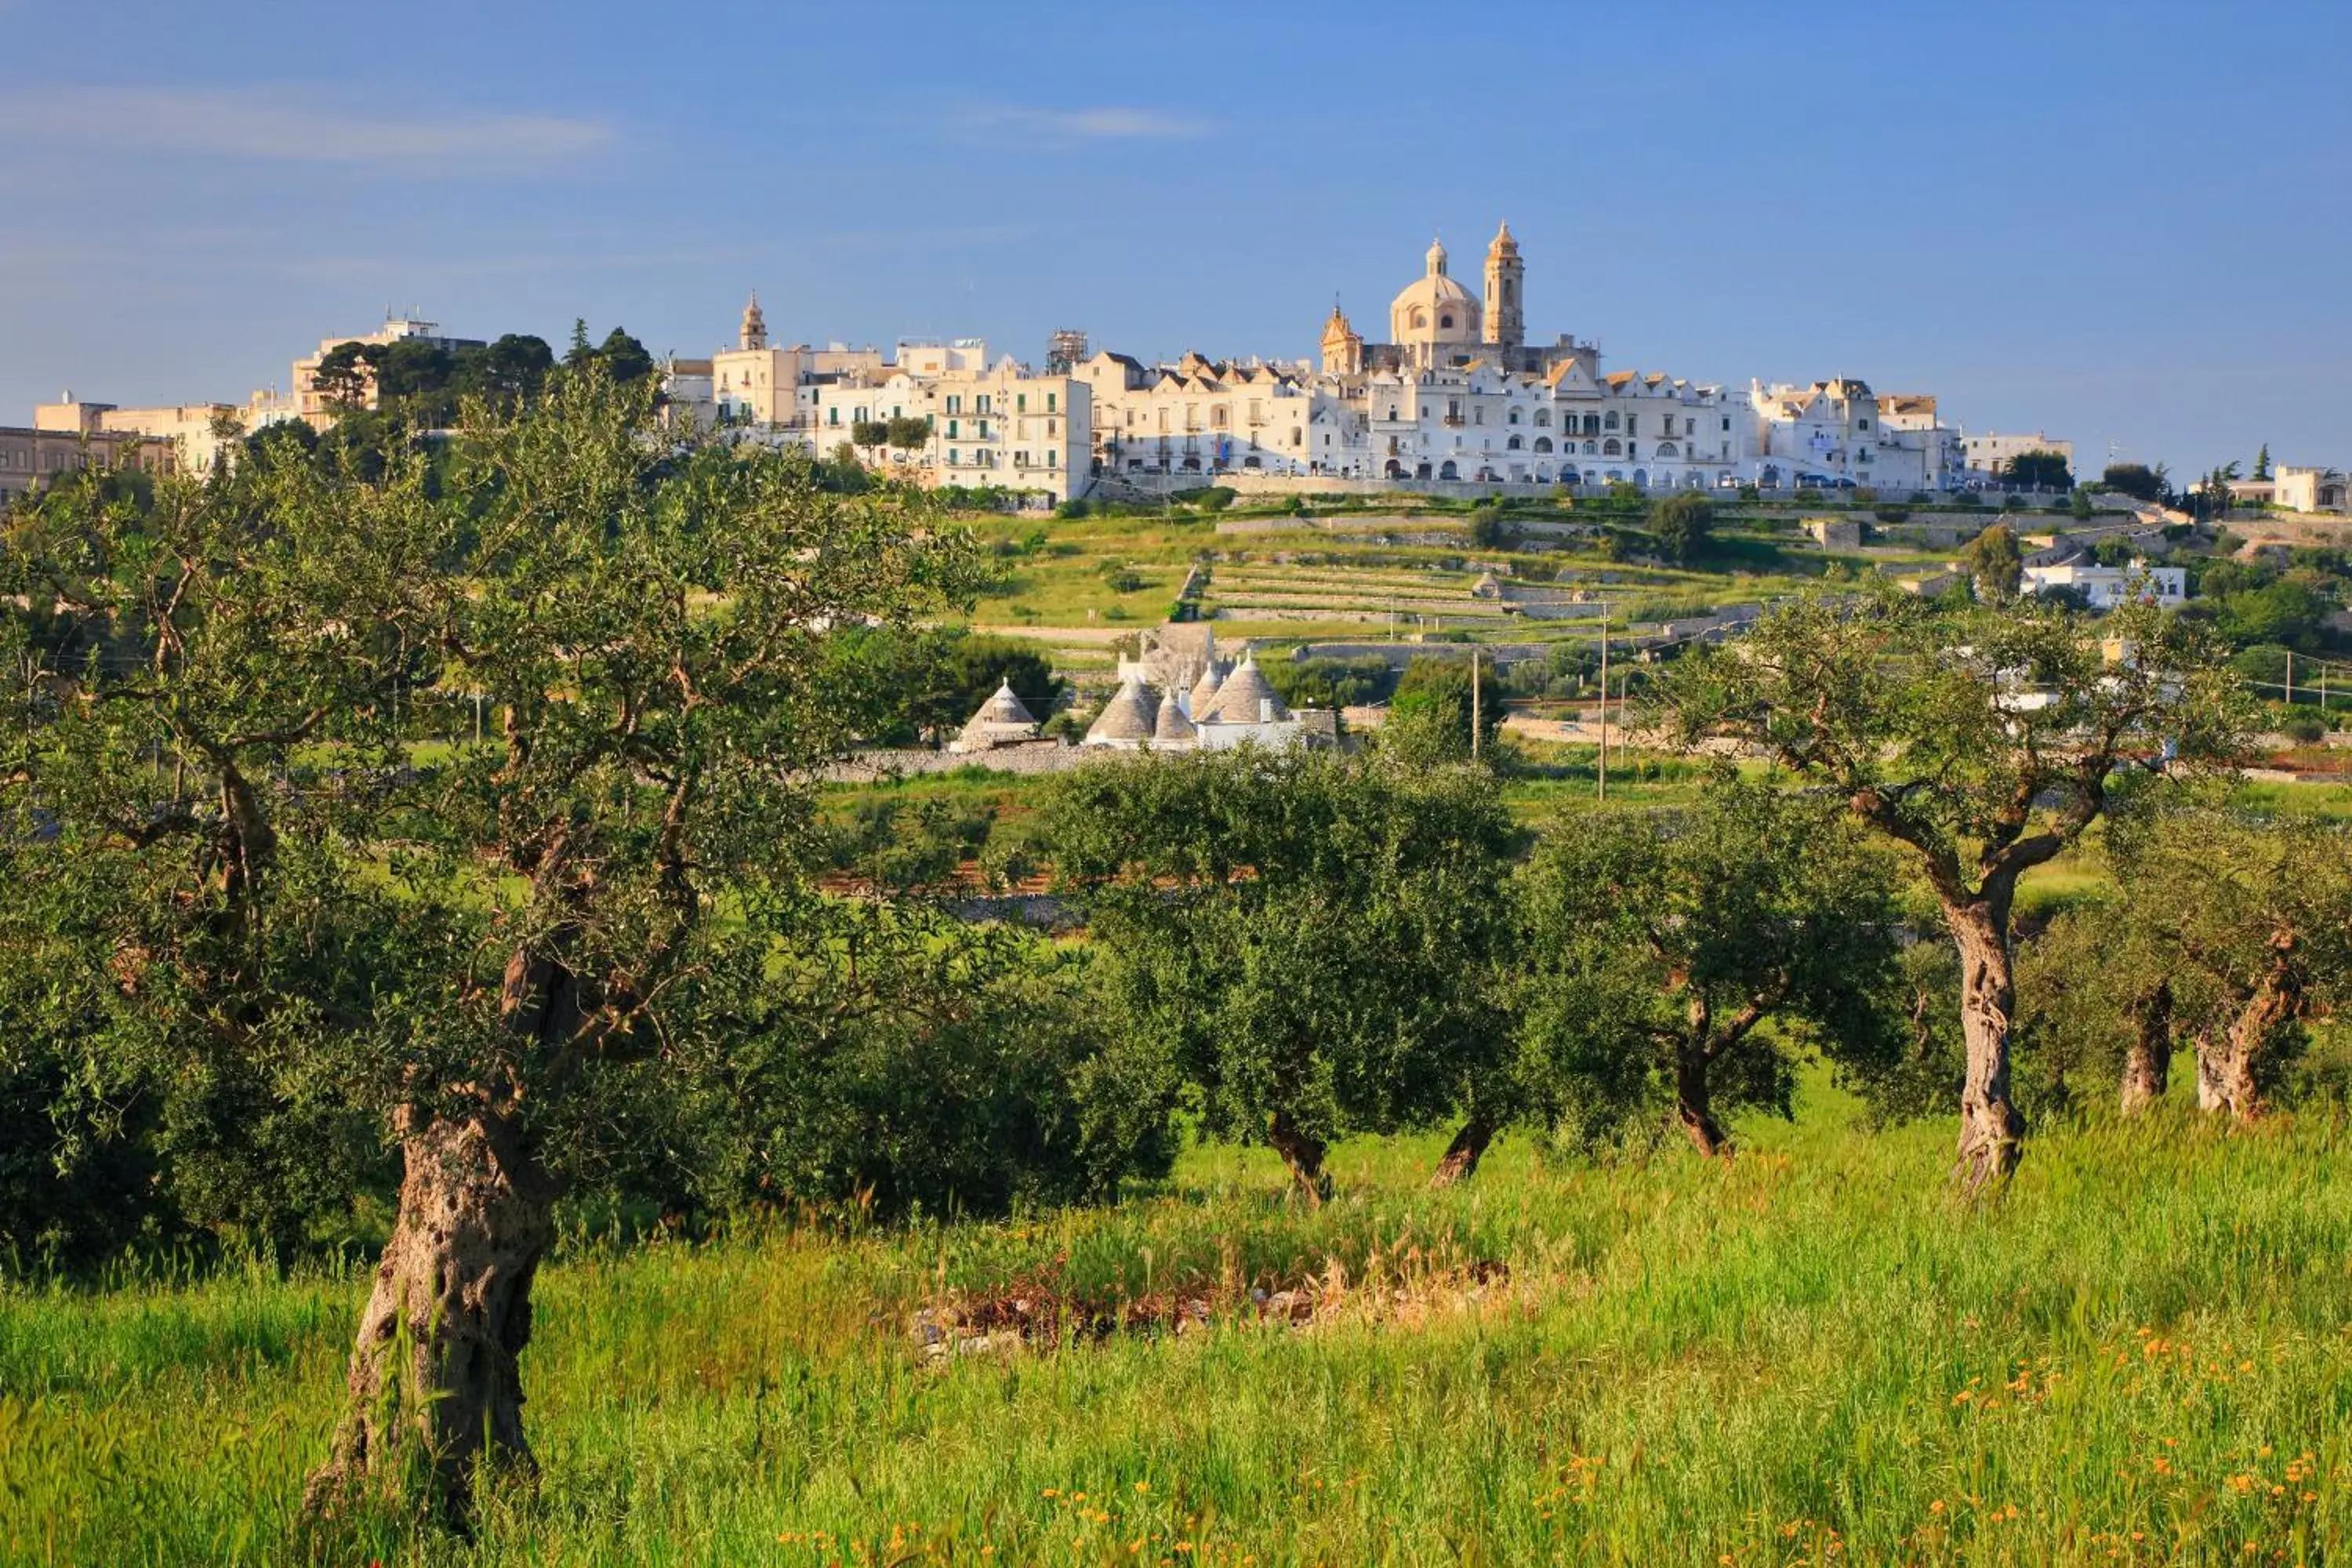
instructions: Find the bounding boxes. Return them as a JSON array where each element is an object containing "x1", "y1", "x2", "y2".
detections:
[{"x1": 2255, "y1": 443, "x2": 2272, "y2": 481}]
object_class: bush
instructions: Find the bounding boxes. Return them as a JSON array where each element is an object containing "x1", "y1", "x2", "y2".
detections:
[
  {"x1": 1875, "y1": 507, "x2": 1911, "y2": 524},
  {"x1": 1265, "y1": 655, "x2": 1395, "y2": 710},
  {"x1": 739, "y1": 908, "x2": 1174, "y2": 1219},
  {"x1": 1647, "y1": 492, "x2": 1715, "y2": 564},
  {"x1": 1054, "y1": 499, "x2": 1091, "y2": 520},
  {"x1": 1466, "y1": 505, "x2": 1508, "y2": 549},
  {"x1": 2285, "y1": 716, "x2": 2327, "y2": 743},
  {"x1": 1794, "y1": 488, "x2": 1824, "y2": 505}
]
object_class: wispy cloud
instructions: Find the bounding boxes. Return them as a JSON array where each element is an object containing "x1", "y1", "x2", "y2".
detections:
[
  {"x1": 0, "y1": 85, "x2": 612, "y2": 169},
  {"x1": 969, "y1": 104, "x2": 1212, "y2": 141}
]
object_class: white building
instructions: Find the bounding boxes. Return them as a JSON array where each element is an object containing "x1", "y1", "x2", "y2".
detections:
[
  {"x1": 34, "y1": 397, "x2": 243, "y2": 476},
  {"x1": 2274, "y1": 466, "x2": 2349, "y2": 514},
  {"x1": 1075, "y1": 351, "x2": 1334, "y2": 480},
  {"x1": 2023, "y1": 561, "x2": 2187, "y2": 609},
  {"x1": 290, "y1": 316, "x2": 484, "y2": 425},
  {"x1": 1963, "y1": 430, "x2": 2074, "y2": 484},
  {"x1": 810, "y1": 361, "x2": 1090, "y2": 503},
  {"x1": 1747, "y1": 378, "x2": 1954, "y2": 494}
]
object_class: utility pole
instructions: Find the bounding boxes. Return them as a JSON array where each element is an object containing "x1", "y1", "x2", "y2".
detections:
[
  {"x1": 1596, "y1": 601, "x2": 1610, "y2": 800},
  {"x1": 2287, "y1": 649, "x2": 2295, "y2": 708},
  {"x1": 1470, "y1": 648, "x2": 1482, "y2": 762}
]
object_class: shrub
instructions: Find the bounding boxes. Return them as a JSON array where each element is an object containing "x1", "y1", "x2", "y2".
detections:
[
  {"x1": 1055, "y1": 499, "x2": 1091, "y2": 520},
  {"x1": 2285, "y1": 716, "x2": 2327, "y2": 743},
  {"x1": 1875, "y1": 507, "x2": 1911, "y2": 524},
  {"x1": 1795, "y1": 488, "x2": 1824, "y2": 505}
]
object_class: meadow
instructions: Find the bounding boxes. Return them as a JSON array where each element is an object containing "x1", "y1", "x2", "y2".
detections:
[{"x1": 5, "y1": 1076, "x2": 2349, "y2": 1566}]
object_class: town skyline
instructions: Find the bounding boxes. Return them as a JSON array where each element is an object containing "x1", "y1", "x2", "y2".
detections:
[{"x1": 3, "y1": 0, "x2": 2347, "y2": 479}]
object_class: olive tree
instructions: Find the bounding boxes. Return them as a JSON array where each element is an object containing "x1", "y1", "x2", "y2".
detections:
[
  {"x1": 2107, "y1": 794, "x2": 2352, "y2": 1120},
  {"x1": 1515, "y1": 778, "x2": 1902, "y2": 1158},
  {"x1": 0, "y1": 368, "x2": 981, "y2": 1521},
  {"x1": 1651, "y1": 592, "x2": 2242, "y2": 1190},
  {"x1": 1040, "y1": 749, "x2": 1516, "y2": 1200}
]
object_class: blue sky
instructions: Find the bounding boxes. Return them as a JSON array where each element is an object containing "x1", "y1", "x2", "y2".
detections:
[{"x1": 2, "y1": 0, "x2": 2346, "y2": 478}]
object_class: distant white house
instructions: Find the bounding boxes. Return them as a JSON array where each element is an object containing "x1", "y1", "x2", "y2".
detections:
[{"x1": 2021, "y1": 561, "x2": 2186, "y2": 610}]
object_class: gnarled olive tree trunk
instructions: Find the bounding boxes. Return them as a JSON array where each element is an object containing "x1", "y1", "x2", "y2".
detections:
[
  {"x1": 306, "y1": 1107, "x2": 557, "y2": 1524},
  {"x1": 1946, "y1": 897, "x2": 2025, "y2": 1194},
  {"x1": 2197, "y1": 961, "x2": 2298, "y2": 1121},
  {"x1": 2118, "y1": 980, "x2": 2172, "y2": 1115},
  {"x1": 1428, "y1": 1114, "x2": 1497, "y2": 1187},
  {"x1": 1674, "y1": 1047, "x2": 1730, "y2": 1159},
  {"x1": 1267, "y1": 1109, "x2": 1332, "y2": 1206}
]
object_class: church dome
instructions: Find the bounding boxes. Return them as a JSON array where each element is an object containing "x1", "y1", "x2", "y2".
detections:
[{"x1": 1389, "y1": 236, "x2": 1481, "y2": 347}]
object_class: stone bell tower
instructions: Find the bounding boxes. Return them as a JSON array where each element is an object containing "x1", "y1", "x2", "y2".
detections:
[
  {"x1": 1319, "y1": 299, "x2": 1363, "y2": 376},
  {"x1": 1483, "y1": 221, "x2": 1524, "y2": 350}
]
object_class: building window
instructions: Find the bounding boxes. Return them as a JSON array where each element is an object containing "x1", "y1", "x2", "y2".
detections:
[
  {"x1": 1440, "y1": 314, "x2": 1454, "y2": 329},
  {"x1": 828, "y1": 408, "x2": 840, "y2": 426},
  {"x1": 948, "y1": 448, "x2": 959, "y2": 465},
  {"x1": 1604, "y1": 411, "x2": 1619, "y2": 430},
  {"x1": 1017, "y1": 394, "x2": 1027, "y2": 412},
  {"x1": 1047, "y1": 392, "x2": 1058, "y2": 412},
  {"x1": 948, "y1": 420, "x2": 958, "y2": 438}
]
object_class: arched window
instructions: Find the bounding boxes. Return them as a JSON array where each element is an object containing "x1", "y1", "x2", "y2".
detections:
[
  {"x1": 1534, "y1": 409, "x2": 1551, "y2": 426},
  {"x1": 1411, "y1": 309, "x2": 1428, "y2": 329},
  {"x1": 1603, "y1": 438, "x2": 1621, "y2": 456},
  {"x1": 1534, "y1": 437, "x2": 1552, "y2": 453},
  {"x1": 1507, "y1": 435, "x2": 1522, "y2": 450},
  {"x1": 1604, "y1": 411, "x2": 1620, "y2": 430},
  {"x1": 1508, "y1": 408, "x2": 1522, "y2": 424},
  {"x1": 1439, "y1": 459, "x2": 1460, "y2": 479},
  {"x1": 1656, "y1": 441, "x2": 1679, "y2": 458},
  {"x1": 1584, "y1": 439, "x2": 1598, "y2": 456},
  {"x1": 1439, "y1": 314, "x2": 1454, "y2": 330}
]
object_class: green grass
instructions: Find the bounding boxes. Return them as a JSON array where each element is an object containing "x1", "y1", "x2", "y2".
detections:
[{"x1": 6, "y1": 1078, "x2": 2351, "y2": 1565}]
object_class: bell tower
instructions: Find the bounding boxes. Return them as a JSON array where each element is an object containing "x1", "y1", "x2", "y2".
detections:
[
  {"x1": 1319, "y1": 300, "x2": 1363, "y2": 376},
  {"x1": 739, "y1": 291, "x2": 768, "y2": 351},
  {"x1": 1483, "y1": 221, "x2": 1523, "y2": 350}
]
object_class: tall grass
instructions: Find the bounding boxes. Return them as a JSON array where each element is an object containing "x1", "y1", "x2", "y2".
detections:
[{"x1": 5, "y1": 1080, "x2": 2349, "y2": 1564}]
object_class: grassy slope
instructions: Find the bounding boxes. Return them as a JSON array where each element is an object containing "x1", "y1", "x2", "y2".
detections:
[{"x1": 5, "y1": 1080, "x2": 2350, "y2": 1565}]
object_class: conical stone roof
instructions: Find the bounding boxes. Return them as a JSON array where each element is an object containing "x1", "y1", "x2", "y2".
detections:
[
  {"x1": 1201, "y1": 654, "x2": 1289, "y2": 725},
  {"x1": 1152, "y1": 690, "x2": 1197, "y2": 743},
  {"x1": 1188, "y1": 659, "x2": 1229, "y2": 717},
  {"x1": 1084, "y1": 677, "x2": 1159, "y2": 744},
  {"x1": 952, "y1": 678, "x2": 1040, "y2": 750}
]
